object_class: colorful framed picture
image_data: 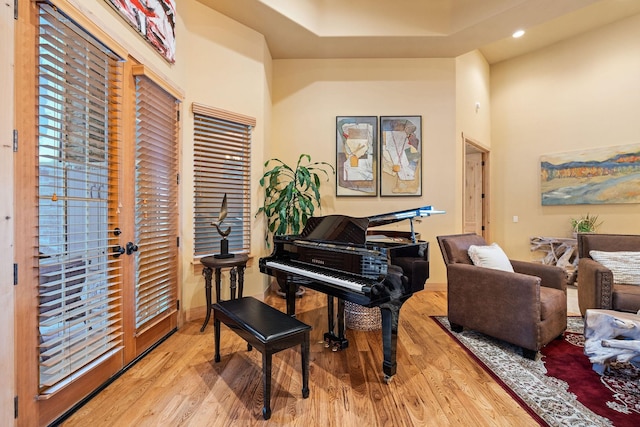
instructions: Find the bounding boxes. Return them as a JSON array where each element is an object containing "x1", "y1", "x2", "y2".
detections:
[
  {"x1": 105, "y1": 0, "x2": 176, "y2": 63},
  {"x1": 336, "y1": 116, "x2": 378, "y2": 196},
  {"x1": 541, "y1": 142, "x2": 640, "y2": 205},
  {"x1": 380, "y1": 116, "x2": 422, "y2": 196}
]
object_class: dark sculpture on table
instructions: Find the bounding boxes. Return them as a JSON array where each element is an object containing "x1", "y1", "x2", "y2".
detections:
[{"x1": 213, "y1": 194, "x2": 234, "y2": 259}]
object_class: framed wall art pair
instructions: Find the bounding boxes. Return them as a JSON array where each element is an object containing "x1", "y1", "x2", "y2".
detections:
[{"x1": 336, "y1": 116, "x2": 422, "y2": 197}]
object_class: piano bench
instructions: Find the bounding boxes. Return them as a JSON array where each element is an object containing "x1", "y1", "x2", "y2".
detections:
[{"x1": 212, "y1": 296, "x2": 311, "y2": 420}]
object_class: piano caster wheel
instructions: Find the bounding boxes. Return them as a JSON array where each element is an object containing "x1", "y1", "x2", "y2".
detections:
[
  {"x1": 383, "y1": 375, "x2": 393, "y2": 384},
  {"x1": 332, "y1": 344, "x2": 339, "y2": 352}
]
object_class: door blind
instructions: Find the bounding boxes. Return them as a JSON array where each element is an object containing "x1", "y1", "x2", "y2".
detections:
[
  {"x1": 193, "y1": 108, "x2": 252, "y2": 256},
  {"x1": 37, "y1": 3, "x2": 123, "y2": 392},
  {"x1": 134, "y1": 75, "x2": 179, "y2": 329}
]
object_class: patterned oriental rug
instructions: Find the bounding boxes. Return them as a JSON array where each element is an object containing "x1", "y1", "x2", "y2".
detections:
[{"x1": 432, "y1": 316, "x2": 640, "y2": 426}]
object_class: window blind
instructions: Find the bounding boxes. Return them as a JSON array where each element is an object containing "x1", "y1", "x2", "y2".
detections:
[
  {"x1": 193, "y1": 106, "x2": 253, "y2": 257},
  {"x1": 37, "y1": 3, "x2": 123, "y2": 392},
  {"x1": 134, "y1": 75, "x2": 179, "y2": 329}
]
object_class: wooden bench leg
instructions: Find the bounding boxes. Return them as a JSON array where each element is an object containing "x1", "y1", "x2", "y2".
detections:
[
  {"x1": 262, "y1": 351, "x2": 272, "y2": 420},
  {"x1": 212, "y1": 297, "x2": 311, "y2": 420},
  {"x1": 302, "y1": 331, "x2": 310, "y2": 398},
  {"x1": 214, "y1": 318, "x2": 221, "y2": 363}
]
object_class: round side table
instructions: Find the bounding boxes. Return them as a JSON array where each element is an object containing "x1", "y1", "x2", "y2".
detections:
[{"x1": 200, "y1": 254, "x2": 249, "y2": 332}]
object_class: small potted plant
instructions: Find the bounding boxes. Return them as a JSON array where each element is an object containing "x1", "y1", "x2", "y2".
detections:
[
  {"x1": 256, "y1": 154, "x2": 335, "y2": 295},
  {"x1": 570, "y1": 213, "x2": 602, "y2": 237}
]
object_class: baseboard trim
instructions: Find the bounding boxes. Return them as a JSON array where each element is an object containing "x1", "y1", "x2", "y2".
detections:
[
  {"x1": 424, "y1": 282, "x2": 446, "y2": 291},
  {"x1": 186, "y1": 305, "x2": 207, "y2": 323}
]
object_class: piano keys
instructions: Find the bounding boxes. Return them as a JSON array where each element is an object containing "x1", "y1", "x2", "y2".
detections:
[{"x1": 259, "y1": 205, "x2": 444, "y2": 382}]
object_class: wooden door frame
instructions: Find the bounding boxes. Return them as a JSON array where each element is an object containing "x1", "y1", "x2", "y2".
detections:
[
  {"x1": 462, "y1": 134, "x2": 490, "y2": 240},
  {"x1": 2, "y1": 0, "x2": 15, "y2": 424},
  {"x1": 14, "y1": 1, "x2": 42, "y2": 424}
]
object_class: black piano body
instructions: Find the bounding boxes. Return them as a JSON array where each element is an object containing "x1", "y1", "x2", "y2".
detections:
[{"x1": 259, "y1": 206, "x2": 444, "y2": 382}]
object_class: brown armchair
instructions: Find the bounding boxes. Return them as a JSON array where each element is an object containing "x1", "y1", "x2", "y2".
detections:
[
  {"x1": 437, "y1": 233, "x2": 567, "y2": 359},
  {"x1": 577, "y1": 233, "x2": 640, "y2": 315}
]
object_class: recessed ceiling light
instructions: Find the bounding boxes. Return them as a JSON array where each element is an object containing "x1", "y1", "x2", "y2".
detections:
[{"x1": 512, "y1": 29, "x2": 525, "y2": 38}]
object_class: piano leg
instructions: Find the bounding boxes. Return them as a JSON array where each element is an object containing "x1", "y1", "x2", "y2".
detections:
[
  {"x1": 323, "y1": 296, "x2": 349, "y2": 351},
  {"x1": 337, "y1": 298, "x2": 346, "y2": 344},
  {"x1": 283, "y1": 274, "x2": 297, "y2": 316},
  {"x1": 326, "y1": 295, "x2": 334, "y2": 334},
  {"x1": 379, "y1": 298, "x2": 407, "y2": 383}
]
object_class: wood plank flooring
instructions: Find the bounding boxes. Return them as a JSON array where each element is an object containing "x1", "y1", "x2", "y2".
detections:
[{"x1": 62, "y1": 290, "x2": 542, "y2": 426}]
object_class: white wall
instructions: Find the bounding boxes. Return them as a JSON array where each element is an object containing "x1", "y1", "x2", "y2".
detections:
[
  {"x1": 271, "y1": 58, "x2": 458, "y2": 284},
  {"x1": 178, "y1": 0, "x2": 272, "y2": 315},
  {"x1": 455, "y1": 51, "x2": 492, "y2": 235},
  {"x1": 491, "y1": 13, "x2": 640, "y2": 261},
  {"x1": 456, "y1": 51, "x2": 492, "y2": 146}
]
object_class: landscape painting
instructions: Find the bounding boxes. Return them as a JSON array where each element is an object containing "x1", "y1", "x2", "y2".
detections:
[{"x1": 541, "y1": 143, "x2": 640, "y2": 205}]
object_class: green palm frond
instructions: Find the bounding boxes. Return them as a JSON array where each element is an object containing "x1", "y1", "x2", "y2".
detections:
[{"x1": 256, "y1": 154, "x2": 335, "y2": 247}]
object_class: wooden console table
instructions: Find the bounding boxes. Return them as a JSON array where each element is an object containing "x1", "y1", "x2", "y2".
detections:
[
  {"x1": 200, "y1": 254, "x2": 249, "y2": 332},
  {"x1": 530, "y1": 236, "x2": 578, "y2": 285}
]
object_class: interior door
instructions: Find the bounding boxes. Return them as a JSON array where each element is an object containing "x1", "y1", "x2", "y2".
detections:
[
  {"x1": 464, "y1": 140, "x2": 489, "y2": 238},
  {"x1": 464, "y1": 152, "x2": 483, "y2": 234}
]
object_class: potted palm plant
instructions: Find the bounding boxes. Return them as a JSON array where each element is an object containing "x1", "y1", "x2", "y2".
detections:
[
  {"x1": 256, "y1": 154, "x2": 335, "y2": 296},
  {"x1": 257, "y1": 154, "x2": 335, "y2": 243}
]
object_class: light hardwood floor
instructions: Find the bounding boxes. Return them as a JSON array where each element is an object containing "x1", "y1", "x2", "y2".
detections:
[{"x1": 62, "y1": 290, "x2": 551, "y2": 426}]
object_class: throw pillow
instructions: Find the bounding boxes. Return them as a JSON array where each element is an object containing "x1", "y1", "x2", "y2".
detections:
[
  {"x1": 589, "y1": 250, "x2": 640, "y2": 286},
  {"x1": 468, "y1": 243, "x2": 514, "y2": 272}
]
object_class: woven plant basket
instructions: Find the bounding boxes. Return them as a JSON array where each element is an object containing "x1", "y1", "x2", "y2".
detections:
[{"x1": 345, "y1": 301, "x2": 381, "y2": 331}]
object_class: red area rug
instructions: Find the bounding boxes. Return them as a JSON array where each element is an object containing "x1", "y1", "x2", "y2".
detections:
[{"x1": 433, "y1": 316, "x2": 640, "y2": 426}]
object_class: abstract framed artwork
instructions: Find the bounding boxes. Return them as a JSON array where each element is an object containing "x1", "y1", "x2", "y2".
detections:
[
  {"x1": 380, "y1": 116, "x2": 422, "y2": 197},
  {"x1": 336, "y1": 116, "x2": 378, "y2": 196},
  {"x1": 105, "y1": 0, "x2": 177, "y2": 63},
  {"x1": 541, "y1": 142, "x2": 640, "y2": 205}
]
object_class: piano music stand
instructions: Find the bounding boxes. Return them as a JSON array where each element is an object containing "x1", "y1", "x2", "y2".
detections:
[{"x1": 200, "y1": 253, "x2": 249, "y2": 332}]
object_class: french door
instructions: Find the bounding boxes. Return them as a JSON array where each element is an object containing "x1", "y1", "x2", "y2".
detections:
[{"x1": 15, "y1": 3, "x2": 179, "y2": 425}]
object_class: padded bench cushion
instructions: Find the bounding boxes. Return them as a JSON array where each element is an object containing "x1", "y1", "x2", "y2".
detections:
[{"x1": 214, "y1": 297, "x2": 310, "y2": 343}]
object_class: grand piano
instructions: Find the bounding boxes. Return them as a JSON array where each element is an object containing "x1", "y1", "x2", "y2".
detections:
[{"x1": 259, "y1": 206, "x2": 444, "y2": 382}]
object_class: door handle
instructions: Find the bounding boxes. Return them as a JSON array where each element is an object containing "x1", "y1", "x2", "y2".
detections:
[
  {"x1": 126, "y1": 242, "x2": 139, "y2": 255},
  {"x1": 112, "y1": 245, "x2": 125, "y2": 258}
]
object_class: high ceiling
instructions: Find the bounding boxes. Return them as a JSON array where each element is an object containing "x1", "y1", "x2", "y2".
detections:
[{"x1": 196, "y1": 0, "x2": 640, "y2": 63}]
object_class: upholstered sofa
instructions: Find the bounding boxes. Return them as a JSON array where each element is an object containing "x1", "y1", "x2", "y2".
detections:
[
  {"x1": 437, "y1": 233, "x2": 567, "y2": 359},
  {"x1": 577, "y1": 233, "x2": 640, "y2": 316}
]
